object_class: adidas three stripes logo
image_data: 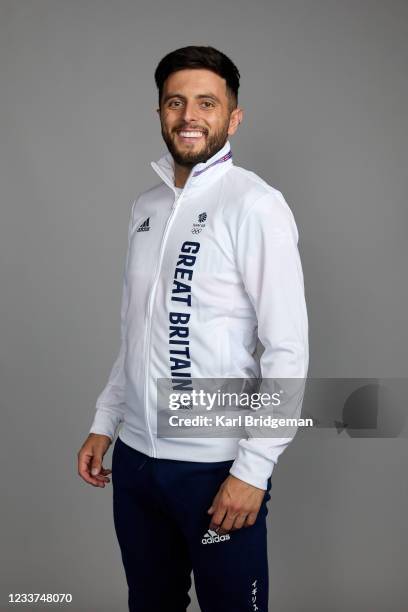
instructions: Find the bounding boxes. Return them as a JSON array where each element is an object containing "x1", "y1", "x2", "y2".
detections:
[{"x1": 137, "y1": 217, "x2": 150, "y2": 232}]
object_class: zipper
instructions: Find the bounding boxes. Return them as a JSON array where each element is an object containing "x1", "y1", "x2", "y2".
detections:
[{"x1": 142, "y1": 167, "x2": 190, "y2": 456}]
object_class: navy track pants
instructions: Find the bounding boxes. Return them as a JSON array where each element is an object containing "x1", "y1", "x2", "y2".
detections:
[{"x1": 112, "y1": 434, "x2": 272, "y2": 612}]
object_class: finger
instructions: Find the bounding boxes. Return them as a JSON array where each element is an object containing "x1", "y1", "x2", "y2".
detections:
[
  {"x1": 243, "y1": 511, "x2": 258, "y2": 528},
  {"x1": 98, "y1": 467, "x2": 112, "y2": 474},
  {"x1": 207, "y1": 492, "x2": 219, "y2": 514},
  {"x1": 92, "y1": 464, "x2": 112, "y2": 484},
  {"x1": 209, "y1": 506, "x2": 227, "y2": 532},
  {"x1": 218, "y1": 511, "x2": 239, "y2": 534},
  {"x1": 78, "y1": 452, "x2": 96, "y2": 483},
  {"x1": 97, "y1": 467, "x2": 112, "y2": 480},
  {"x1": 90, "y1": 454, "x2": 105, "y2": 478},
  {"x1": 95, "y1": 473, "x2": 110, "y2": 483},
  {"x1": 231, "y1": 513, "x2": 248, "y2": 531}
]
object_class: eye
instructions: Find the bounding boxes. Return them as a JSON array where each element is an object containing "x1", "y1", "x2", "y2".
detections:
[{"x1": 167, "y1": 99, "x2": 215, "y2": 109}]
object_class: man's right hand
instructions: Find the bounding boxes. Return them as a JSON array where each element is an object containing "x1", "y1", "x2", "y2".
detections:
[{"x1": 77, "y1": 433, "x2": 113, "y2": 488}]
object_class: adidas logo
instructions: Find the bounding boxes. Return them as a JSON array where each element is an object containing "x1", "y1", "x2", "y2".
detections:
[
  {"x1": 201, "y1": 529, "x2": 231, "y2": 545},
  {"x1": 137, "y1": 217, "x2": 150, "y2": 232}
]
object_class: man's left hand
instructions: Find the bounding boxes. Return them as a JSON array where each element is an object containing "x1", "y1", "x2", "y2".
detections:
[{"x1": 207, "y1": 474, "x2": 266, "y2": 534}]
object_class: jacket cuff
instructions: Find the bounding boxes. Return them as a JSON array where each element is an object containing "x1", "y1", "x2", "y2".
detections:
[
  {"x1": 89, "y1": 405, "x2": 121, "y2": 442},
  {"x1": 229, "y1": 444, "x2": 275, "y2": 490}
]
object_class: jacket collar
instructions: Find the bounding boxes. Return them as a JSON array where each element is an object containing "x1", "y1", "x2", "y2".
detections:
[{"x1": 150, "y1": 139, "x2": 233, "y2": 195}]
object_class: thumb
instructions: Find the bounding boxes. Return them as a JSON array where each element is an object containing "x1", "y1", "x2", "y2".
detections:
[
  {"x1": 207, "y1": 505, "x2": 214, "y2": 514},
  {"x1": 91, "y1": 458, "x2": 102, "y2": 476}
]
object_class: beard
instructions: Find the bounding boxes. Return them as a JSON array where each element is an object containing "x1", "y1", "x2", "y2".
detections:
[{"x1": 160, "y1": 121, "x2": 230, "y2": 168}]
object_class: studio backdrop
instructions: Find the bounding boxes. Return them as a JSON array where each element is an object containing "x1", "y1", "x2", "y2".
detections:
[{"x1": 1, "y1": 1, "x2": 407, "y2": 611}]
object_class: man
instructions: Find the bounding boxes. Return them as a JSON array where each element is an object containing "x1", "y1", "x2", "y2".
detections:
[{"x1": 78, "y1": 45, "x2": 308, "y2": 612}]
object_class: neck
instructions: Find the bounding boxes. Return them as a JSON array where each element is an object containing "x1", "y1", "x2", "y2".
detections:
[{"x1": 174, "y1": 162, "x2": 192, "y2": 188}]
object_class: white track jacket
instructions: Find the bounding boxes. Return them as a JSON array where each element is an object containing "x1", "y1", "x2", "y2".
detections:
[{"x1": 88, "y1": 139, "x2": 309, "y2": 490}]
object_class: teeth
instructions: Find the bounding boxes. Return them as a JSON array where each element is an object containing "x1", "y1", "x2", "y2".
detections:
[{"x1": 179, "y1": 131, "x2": 204, "y2": 138}]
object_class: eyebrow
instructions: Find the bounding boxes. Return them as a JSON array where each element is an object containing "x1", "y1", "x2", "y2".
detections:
[{"x1": 162, "y1": 92, "x2": 221, "y2": 104}]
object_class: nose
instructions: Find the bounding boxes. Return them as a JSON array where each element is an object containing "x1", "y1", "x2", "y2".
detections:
[{"x1": 180, "y1": 99, "x2": 198, "y2": 124}]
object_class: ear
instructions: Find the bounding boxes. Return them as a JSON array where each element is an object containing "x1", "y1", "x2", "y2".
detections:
[{"x1": 228, "y1": 107, "x2": 244, "y2": 136}]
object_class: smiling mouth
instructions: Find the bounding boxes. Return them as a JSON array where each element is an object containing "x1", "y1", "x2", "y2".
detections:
[{"x1": 176, "y1": 129, "x2": 207, "y2": 142}]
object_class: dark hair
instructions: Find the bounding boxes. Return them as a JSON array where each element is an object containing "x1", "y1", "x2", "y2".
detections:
[{"x1": 154, "y1": 45, "x2": 240, "y2": 112}]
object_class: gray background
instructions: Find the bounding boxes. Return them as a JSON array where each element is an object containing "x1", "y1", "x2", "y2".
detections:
[{"x1": 1, "y1": 0, "x2": 407, "y2": 610}]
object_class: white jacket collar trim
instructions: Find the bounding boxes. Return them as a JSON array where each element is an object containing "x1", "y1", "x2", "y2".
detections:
[{"x1": 150, "y1": 139, "x2": 233, "y2": 194}]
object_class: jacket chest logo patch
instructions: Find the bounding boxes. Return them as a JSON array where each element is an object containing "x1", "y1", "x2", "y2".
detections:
[
  {"x1": 137, "y1": 217, "x2": 150, "y2": 232},
  {"x1": 191, "y1": 212, "x2": 207, "y2": 235}
]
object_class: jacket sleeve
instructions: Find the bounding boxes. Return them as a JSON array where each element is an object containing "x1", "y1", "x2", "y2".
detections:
[
  {"x1": 88, "y1": 200, "x2": 136, "y2": 442},
  {"x1": 228, "y1": 190, "x2": 309, "y2": 490}
]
